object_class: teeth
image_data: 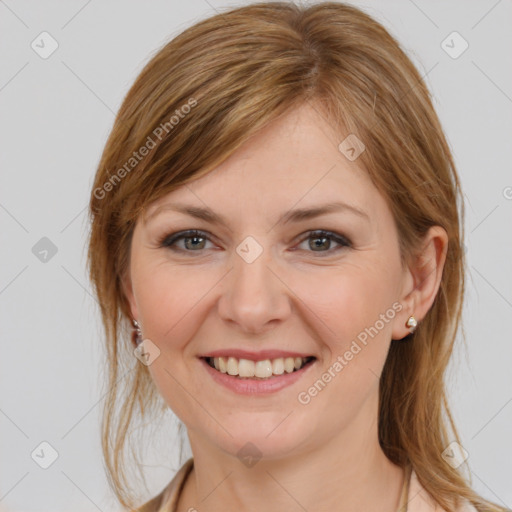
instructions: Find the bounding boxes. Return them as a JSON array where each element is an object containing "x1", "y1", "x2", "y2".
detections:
[
  {"x1": 272, "y1": 358, "x2": 284, "y2": 375},
  {"x1": 209, "y1": 356, "x2": 312, "y2": 378},
  {"x1": 227, "y1": 357, "x2": 238, "y2": 376},
  {"x1": 239, "y1": 358, "x2": 255, "y2": 377}
]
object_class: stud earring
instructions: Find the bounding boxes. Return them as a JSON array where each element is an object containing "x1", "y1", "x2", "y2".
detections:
[
  {"x1": 405, "y1": 315, "x2": 418, "y2": 334},
  {"x1": 132, "y1": 319, "x2": 143, "y2": 346}
]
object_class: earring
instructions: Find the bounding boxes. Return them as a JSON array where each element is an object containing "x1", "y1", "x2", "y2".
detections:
[
  {"x1": 405, "y1": 315, "x2": 418, "y2": 334},
  {"x1": 132, "y1": 319, "x2": 143, "y2": 346}
]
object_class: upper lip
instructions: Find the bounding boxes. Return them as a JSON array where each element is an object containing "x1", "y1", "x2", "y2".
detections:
[{"x1": 200, "y1": 349, "x2": 315, "y2": 361}]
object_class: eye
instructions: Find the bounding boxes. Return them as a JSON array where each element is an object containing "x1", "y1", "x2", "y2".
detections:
[
  {"x1": 158, "y1": 229, "x2": 351, "y2": 255},
  {"x1": 158, "y1": 229, "x2": 215, "y2": 253},
  {"x1": 295, "y1": 230, "x2": 351, "y2": 255}
]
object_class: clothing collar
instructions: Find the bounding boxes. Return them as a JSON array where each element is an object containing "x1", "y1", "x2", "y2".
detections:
[{"x1": 153, "y1": 458, "x2": 476, "y2": 512}]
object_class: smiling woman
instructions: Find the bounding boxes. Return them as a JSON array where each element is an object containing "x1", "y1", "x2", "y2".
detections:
[{"x1": 86, "y1": 2, "x2": 506, "y2": 512}]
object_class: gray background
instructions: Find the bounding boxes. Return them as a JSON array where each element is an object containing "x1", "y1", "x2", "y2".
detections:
[{"x1": 1, "y1": 0, "x2": 511, "y2": 511}]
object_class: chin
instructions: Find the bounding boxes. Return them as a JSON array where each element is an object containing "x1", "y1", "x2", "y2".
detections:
[{"x1": 203, "y1": 415, "x2": 313, "y2": 464}]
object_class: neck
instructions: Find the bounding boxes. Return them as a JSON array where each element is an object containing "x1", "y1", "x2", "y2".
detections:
[{"x1": 177, "y1": 399, "x2": 405, "y2": 512}]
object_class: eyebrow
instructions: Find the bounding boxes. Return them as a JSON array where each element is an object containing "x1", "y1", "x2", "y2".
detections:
[{"x1": 145, "y1": 201, "x2": 370, "y2": 226}]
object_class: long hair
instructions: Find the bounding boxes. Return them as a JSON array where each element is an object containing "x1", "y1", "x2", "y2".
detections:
[{"x1": 86, "y1": 2, "x2": 506, "y2": 511}]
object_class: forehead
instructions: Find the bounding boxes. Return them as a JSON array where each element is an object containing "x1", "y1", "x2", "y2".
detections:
[{"x1": 144, "y1": 103, "x2": 384, "y2": 226}]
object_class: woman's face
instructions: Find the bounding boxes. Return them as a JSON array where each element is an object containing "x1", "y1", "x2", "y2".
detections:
[{"x1": 124, "y1": 102, "x2": 415, "y2": 461}]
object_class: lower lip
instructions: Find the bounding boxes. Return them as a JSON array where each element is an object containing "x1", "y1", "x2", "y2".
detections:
[{"x1": 199, "y1": 357, "x2": 316, "y2": 395}]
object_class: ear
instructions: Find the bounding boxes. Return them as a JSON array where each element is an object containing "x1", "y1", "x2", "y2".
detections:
[
  {"x1": 392, "y1": 225, "x2": 449, "y2": 340},
  {"x1": 121, "y1": 269, "x2": 139, "y2": 322}
]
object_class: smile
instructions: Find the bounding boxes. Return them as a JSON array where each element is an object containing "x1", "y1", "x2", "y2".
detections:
[
  {"x1": 199, "y1": 355, "x2": 317, "y2": 395},
  {"x1": 205, "y1": 356, "x2": 315, "y2": 379}
]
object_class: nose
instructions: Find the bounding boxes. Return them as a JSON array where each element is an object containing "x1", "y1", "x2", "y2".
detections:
[{"x1": 217, "y1": 245, "x2": 292, "y2": 335}]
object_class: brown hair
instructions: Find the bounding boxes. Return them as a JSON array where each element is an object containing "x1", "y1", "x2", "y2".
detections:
[{"x1": 87, "y1": 2, "x2": 505, "y2": 511}]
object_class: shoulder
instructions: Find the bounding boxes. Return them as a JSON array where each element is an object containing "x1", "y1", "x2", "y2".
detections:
[
  {"x1": 132, "y1": 458, "x2": 194, "y2": 512},
  {"x1": 408, "y1": 468, "x2": 478, "y2": 512}
]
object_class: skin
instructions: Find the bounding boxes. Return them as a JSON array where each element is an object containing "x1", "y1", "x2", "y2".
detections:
[{"x1": 123, "y1": 102, "x2": 448, "y2": 512}]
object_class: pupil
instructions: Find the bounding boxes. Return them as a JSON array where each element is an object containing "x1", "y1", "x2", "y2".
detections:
[
  {"x1": 186, "y1": 236, "x2": 204, "y2": 250},
  {"x1": 311, "y1": 236, "x2": 329, "y2": 251}
]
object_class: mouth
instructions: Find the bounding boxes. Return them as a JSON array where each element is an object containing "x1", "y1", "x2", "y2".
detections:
[{"x1": 201, "y1": 355, "x2": 317, "y2": 379}]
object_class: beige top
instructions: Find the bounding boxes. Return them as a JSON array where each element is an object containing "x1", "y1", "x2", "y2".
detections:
[{"x1": 134, "y1": 458, "x2": 478, "y2": 512}]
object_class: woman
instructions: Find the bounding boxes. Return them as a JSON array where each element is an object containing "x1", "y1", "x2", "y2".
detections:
[{"x1": 86, "y1": 2, "x2": 507, "y2": 511}]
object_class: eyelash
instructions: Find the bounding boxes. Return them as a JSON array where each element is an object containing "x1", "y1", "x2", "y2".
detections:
[{"x1": 157, "y1": 229, "x2": 352, "y2": 256}]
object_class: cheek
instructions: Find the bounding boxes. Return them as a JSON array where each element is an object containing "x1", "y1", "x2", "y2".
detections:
[
  {"x1": 293, "y1": 260, "x2": 399, "y2": 383},
  {"x1": 132, "y1": 260, "x2": 212, "y2": 347},
  {"x1": 301, "y1": 262, "x2": 396, "y2": 338},
  {"x1": 290, "y1": 266, "x2": 398, "y2": 427},
  {"x1": 132, "y1": 261, "x2": 210, "y2": 418}
]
